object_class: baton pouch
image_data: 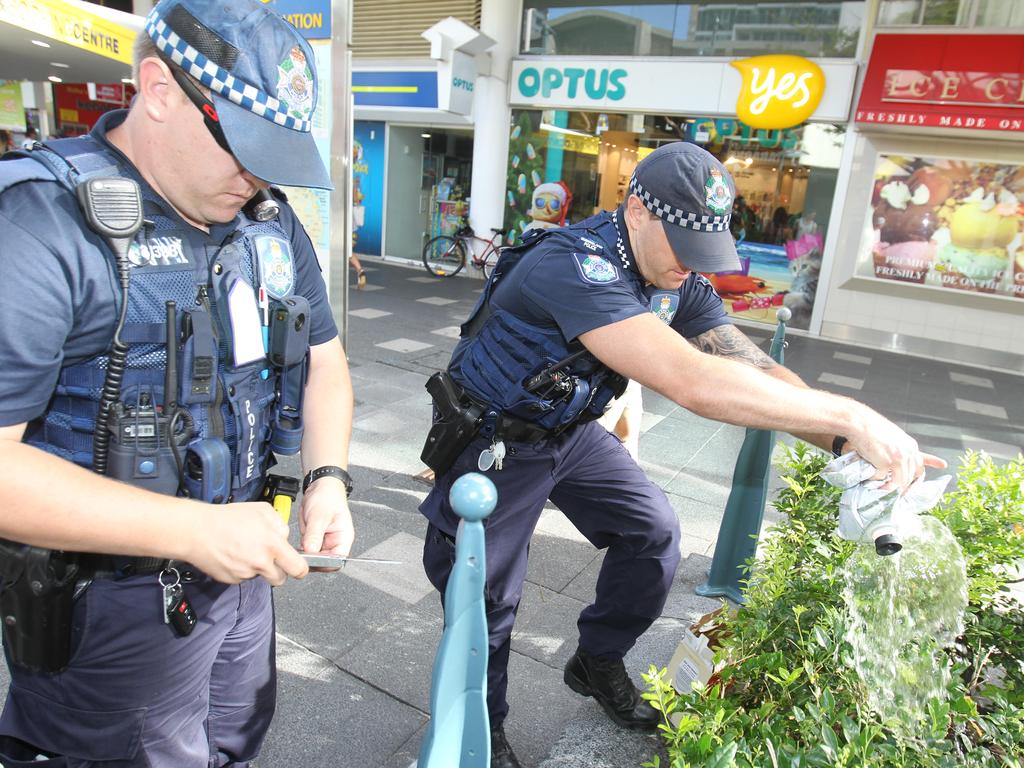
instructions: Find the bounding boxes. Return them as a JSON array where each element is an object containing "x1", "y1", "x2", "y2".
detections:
[
  {"x1": 0, "y1": 545, "x2": 79, "y2": 674},
  {"x1": 420, "y1": 371, "x2": 482, "y2": 475}
]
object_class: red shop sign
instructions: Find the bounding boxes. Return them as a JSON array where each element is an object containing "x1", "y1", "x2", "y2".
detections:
[{"x1": 856, "y1": 34, "x2": 1024, "y2": 132}]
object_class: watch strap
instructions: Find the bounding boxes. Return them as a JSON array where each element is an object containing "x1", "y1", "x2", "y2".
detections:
[
  {"x1": 303, "y1": 465, "x2": 353, "y2": 495},
  {"x1": 831, "y1": 435, "x2": 848, "y2": 458}
]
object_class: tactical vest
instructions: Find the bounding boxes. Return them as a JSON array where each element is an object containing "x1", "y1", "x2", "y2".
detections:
[
  {"x1": 451, "y1": 217, "x2": 627, "y2": 433},
  {"x1": 1, "y1": 137, "x2": 307, "y2": 501}
]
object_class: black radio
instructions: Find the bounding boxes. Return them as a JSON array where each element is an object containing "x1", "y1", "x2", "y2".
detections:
[{"x1": 105, "y1": 392, "x2": 190, "y2": 495}]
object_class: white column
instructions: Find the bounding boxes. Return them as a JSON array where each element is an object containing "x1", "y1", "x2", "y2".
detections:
[
  {"x1": 32, "y1": 82, "x2": 52, "y2": 139},
  {"x1": 467, "y1": 0, "x2": 520, "y2": 255}
]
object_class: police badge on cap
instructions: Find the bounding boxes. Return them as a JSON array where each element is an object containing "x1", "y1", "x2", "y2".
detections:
[{"x1": 629, "y1": 142, "x2": 740, "y2": 273}]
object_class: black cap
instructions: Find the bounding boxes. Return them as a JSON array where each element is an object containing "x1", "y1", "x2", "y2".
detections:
[{"x1": 629, "y1": 142, "x2": 741, "y2": 273}]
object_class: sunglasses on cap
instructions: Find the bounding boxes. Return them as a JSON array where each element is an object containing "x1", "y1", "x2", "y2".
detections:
[{"x1": 161, "y1": 55, "x2": 232, "y2": 154}]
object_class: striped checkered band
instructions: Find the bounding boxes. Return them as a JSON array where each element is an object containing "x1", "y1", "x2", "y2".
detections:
[
  {"x1": 629, "y1": 176, "x2": 730, "y2": 233},
  {"x1": 145, "y1": 12, "x2": 312, "y2": 133}
]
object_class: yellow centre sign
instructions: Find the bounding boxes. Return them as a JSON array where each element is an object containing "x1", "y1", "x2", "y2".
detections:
[
  {"x1": 730, "y1": 55, "x2": 826, "y2": 130},
  {"x1": 0, "y1": 0, "x2": 137, "y2": 65}
]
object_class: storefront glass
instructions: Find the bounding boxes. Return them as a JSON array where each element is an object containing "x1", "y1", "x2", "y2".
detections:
[
  {"x1": 379, "y1": 127, "x2": 473, "y2": 261},
  {"x1": 876, "y1": 0, "x2": 1024, "y2": 27},
  {"x1": 522, "y1": 1, "x2": 865, "y2": 58},
  {"x1": 504, "y1": 109, "x2": 845, "y2": 329},
  {"x1": 855, "y1": 153, "x2": 1024, "y2": 301}
]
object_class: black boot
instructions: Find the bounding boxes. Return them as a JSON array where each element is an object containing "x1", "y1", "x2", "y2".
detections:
[
  {"x1": 490, "y1": 723, "x2": 523, "y2": 768},
  {"x1": 563, "y1": 647, "x2": 660, "y2": 732}
]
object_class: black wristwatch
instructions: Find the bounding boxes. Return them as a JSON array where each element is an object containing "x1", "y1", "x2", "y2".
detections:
[
  {"x1": 831, "y1": 435, "x2": 849, "y2": 457},
  {"x1": 302, "y1": 465, "x2": 353, "y2": 496}
]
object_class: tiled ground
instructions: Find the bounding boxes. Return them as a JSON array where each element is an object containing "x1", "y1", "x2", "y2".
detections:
[{"x1": 3, "y1": 259, "x2": 1019, "y2": 768}]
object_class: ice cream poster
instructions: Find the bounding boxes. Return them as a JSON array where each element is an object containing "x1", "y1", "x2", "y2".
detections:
[{"x1": 858, "y1": 154, "x2": 1024, "y2": 299}]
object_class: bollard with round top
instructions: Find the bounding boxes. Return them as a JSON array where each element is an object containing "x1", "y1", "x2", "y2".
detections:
[
  {"x1": 697, "y1": 308, "x2": 789, "y2": 603},
  {"x1": 417, "y1": 473, "x2": 496, "y2": 768}
]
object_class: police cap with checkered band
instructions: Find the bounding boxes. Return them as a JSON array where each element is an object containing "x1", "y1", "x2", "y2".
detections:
[
  {"x1": 629, "y1": 142, "x2": 740, "y2": 273},
  {"x1": 145, "y1": 0, "x2": 331, "y2": 190}
]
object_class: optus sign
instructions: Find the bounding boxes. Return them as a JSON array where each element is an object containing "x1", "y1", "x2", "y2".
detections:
[
  {"x1": 730, "y1": 55, "x2": 825, "y2": 130},
  {"x1": 516, "y1": 66, "x2": 627, "y2": 101}
]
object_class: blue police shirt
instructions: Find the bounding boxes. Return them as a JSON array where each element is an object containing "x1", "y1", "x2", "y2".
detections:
[
  {"x1": 481, "y1": 209, "x2": 730, "y2": 347},
  {"x1": 0, "y1": 110, "x2": 337, "y2": 426}
]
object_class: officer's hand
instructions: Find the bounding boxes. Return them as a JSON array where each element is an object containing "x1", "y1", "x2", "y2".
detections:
[
  {"x1": 849, "y1": 409, "x2": 947, "y2": 492},
  {"x1": 300, "y1": 477, "x2": 354, "y2": 565},
  {"x1": 184, "y1": 501, "x2": 309, "y2": 586}
]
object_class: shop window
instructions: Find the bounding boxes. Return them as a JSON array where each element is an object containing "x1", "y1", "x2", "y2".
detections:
[
  {"x1": 503, "y1": 108, "x2": 846, "y2": 330},
  {"x1": 974, "y1": 0, "x2": 1024, "y2": 26},
  {"x1": 855, "y1": 153, "x2": 1024, "y2": 302},
  {"x1": 877, "y1": 0, "x2": 1024, "y2": 27},
  {"x1": 522, "y1": 0, "x2": 864, "y2": 59}
]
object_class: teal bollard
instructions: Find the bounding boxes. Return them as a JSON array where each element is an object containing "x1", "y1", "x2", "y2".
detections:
[
  {"x1": 417, "y1": 473, "x2": 497, "y2": 768},
  {"x1": 696, "y1": 308, "x2": 790, "y2": 604}
]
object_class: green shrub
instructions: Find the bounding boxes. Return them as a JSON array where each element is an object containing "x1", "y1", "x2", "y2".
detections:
[{"x1": 643, "y1": 445, "x2": 1024, "y2": 768}]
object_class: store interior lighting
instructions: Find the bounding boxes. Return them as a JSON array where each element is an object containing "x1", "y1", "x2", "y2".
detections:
[{"x1": 539, "y1": 122, "x2": 592, "y2": 138}]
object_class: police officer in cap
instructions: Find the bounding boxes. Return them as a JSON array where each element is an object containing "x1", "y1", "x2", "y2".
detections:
[
  {"x1": 0, "y1": 0, "x2": 355, "y2": 764},
  {"x1": 420, "y1": 141, "x2": 945, "y2": 767}
]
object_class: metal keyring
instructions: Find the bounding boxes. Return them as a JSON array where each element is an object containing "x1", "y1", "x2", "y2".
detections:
[{"x1": 158, "y1": 567, "x2": 181, "y2": 588}]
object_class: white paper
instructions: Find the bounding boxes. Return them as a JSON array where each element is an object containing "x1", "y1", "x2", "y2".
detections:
[{"x1": 227, "y1": 281, "x2": 267, "y2": 367}]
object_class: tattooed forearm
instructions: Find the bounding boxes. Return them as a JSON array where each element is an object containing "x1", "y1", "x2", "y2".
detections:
[{"x1": 689, "y1": 325, "x2": 777, "y2": 371}]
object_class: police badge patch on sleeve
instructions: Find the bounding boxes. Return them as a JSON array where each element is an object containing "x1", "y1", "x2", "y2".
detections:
[
  {"x1": 254, "y1": 236, "x2": 295, "y2": 298},
  {"x1": 572, "y1": 252, "x2": 618, "y2": 284},
  {"x1": 648, "y1": 290, "x2": 680, "y2": 324}
]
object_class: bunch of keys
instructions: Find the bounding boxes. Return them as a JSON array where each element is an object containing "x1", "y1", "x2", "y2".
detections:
[
  {"x1": 159, "y1": 567, "x2": 197, "y2": 637},
  {"x1": 478, "y1": 438, "x2": 506, "y2": 471}
]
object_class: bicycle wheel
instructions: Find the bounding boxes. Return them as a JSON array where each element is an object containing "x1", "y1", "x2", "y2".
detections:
[
  {"x1": 480, "y1": 248, "x2": 501, "y2": 280},
  {"x1": 422, "y1": 235, "x2": 465, "y2": 277}
]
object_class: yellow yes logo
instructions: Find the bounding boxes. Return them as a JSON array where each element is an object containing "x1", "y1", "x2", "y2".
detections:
[{"x1": 731, "y1": 55, "x2": 825, "y2": 130}]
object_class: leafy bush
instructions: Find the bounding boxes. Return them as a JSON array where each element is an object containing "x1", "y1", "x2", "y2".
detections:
[{"x1": 643, "y1": 445, "x2": 1024, "y2": 768}]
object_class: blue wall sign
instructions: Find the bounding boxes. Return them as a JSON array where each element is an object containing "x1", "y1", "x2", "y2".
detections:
[
  {"x1": 353, "y1": 71, "x2": 439, "y2": 108},
  {"x1": 264, "y1": 0, "x2": 331, "y2": 39},
  {"x1": 352, "y1": 121, "x2": 386, "y2": 257}
]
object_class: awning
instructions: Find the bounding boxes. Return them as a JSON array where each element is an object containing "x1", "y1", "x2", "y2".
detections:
[{"x1": 0, "y1": 0, "x2": 144, "y2": 84}]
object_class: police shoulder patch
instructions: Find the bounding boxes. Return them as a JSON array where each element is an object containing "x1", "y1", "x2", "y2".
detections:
[
  {"x1": 255, "y1": 236, "x2": 295, "y2": 298},
  {"x1": 578, "y1": 236, "x2": 604, "y2": 252},
  {"x1": 648, "y1": 290, "x2": 680, "y2": 324},
  {"x1": 572, "y1": 252, "x2": 618, "y2": 284}
]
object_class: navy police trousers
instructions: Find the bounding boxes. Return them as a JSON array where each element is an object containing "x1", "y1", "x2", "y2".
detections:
[
  {"x1": 420, "y1": 420, "x2": 681, "y2": 727},
  {"x1": 0, "y1": 573, "x2": 275, "y2": 767}
]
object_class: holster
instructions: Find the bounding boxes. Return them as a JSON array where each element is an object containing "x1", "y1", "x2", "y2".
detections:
[
  {"x1": 420, "y1": 371, "x2": 483, "y2": 476},
  {"x1": 0, "y1": 541, "x2": 80, "y2": 674}
]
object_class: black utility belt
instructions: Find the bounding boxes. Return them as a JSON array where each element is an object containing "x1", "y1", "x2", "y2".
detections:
[
  {"x1": 421, "y1": 371, "x2": 557, "y2": 476},
  {"x1": 84, "y1": 555, "x2": 197, "y2": 580},
  {"x1": 484, "y1": 410, "x2": 551, "y2": 444}
]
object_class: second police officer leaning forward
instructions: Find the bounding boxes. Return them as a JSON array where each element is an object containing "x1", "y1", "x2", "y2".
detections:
[
  {"x1": 419, "y1": 141, "x2": 946, "y2": 768},
  {"x1": 0, "y1": 1, "x2": 356, "y2": 765}
]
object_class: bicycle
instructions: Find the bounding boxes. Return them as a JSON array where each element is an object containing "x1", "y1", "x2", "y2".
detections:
[{"x1": 422, "y1": 220, "x2": 506, "y2": 278}]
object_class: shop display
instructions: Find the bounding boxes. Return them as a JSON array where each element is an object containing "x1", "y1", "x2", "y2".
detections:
[
  {"x1": 525, "y1": 181, "x2": 572, "y2": 232},
  {"x1": 858, "y1": 154, "x2": 1023, "y2": 298},
  {"x1": 503, "y1": 109, "x2": 843, "y2": 328}
]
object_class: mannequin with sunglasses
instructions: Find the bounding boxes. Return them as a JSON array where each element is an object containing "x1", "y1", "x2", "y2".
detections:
[{"x1": 525, "y1": 180, "x2": 571, "y2": 232}]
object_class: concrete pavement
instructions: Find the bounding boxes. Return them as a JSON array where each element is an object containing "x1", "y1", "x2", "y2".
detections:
[{"x1": 3, "y1": 258, "x2": 1021, "y2": 767}]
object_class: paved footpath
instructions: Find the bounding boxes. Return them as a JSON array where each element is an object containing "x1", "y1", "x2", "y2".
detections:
[{"x1": 4, "y1": 259, "x2": 1022, "y2": 768}]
